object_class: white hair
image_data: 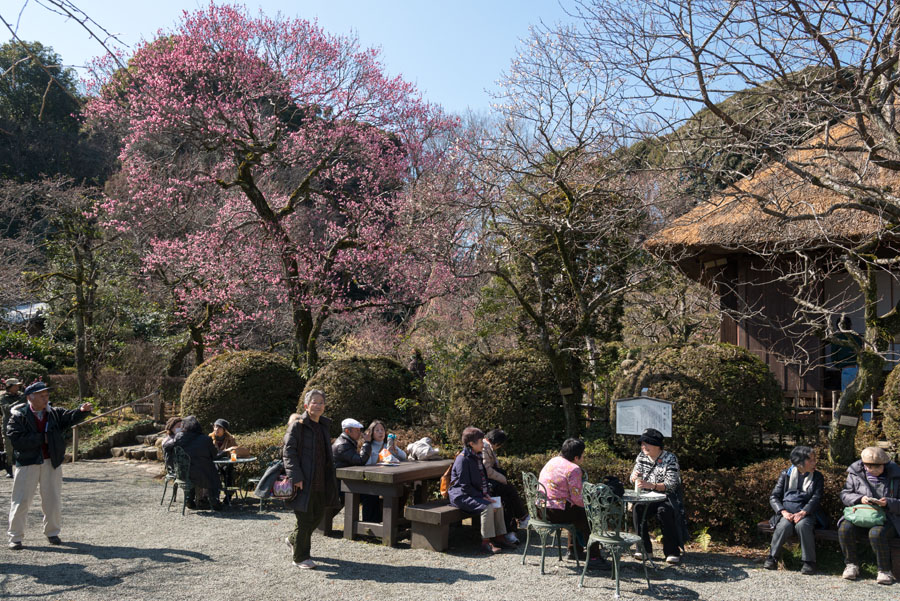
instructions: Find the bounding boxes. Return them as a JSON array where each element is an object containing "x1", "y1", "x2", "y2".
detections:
[{"x1": 303, "y1": 389, "x2": 326, "y2": 406}]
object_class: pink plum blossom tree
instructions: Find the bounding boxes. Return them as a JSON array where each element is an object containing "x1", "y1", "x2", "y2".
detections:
[{"x1": 86, "y1": 4, "x2": 461, "y2": 370}]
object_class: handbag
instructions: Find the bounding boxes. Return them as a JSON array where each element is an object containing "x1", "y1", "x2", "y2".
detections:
[
  {"x1": 272, "y1": 475, "x2": 296, "y2": 501},
  {"x1": 842, "y1": 503, "x2": 886, "y2": 528}
]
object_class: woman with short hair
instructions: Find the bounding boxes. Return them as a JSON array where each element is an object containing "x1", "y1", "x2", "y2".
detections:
[
  {"x1": 483, "y1": 428, "x2": 529, "y2": 543},
  {"x1": 628, "y1": 428, "x2": 688, "y2": 565},
  {"x1": 764, "y1": 445, "x2": 825, "y2": 574},
  {"x1": 839, "y1": 446, "x2": 900, "y2": 585},
  {"x1": 449, "y1": 426, "x2": 511, "y2": 554}
]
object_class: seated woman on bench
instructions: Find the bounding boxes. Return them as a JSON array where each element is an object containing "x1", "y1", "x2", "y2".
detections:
[{"x1": 764, "y1": 445, "x2": 825, "y2": 574}]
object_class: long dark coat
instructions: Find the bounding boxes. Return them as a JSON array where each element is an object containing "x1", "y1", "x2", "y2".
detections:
[
  {"x1": 167, "y1": 417, "x2": 220, "y2": 496},
  {"x1": 282, "y1": 412, "x2": 338, "y2": 512}
]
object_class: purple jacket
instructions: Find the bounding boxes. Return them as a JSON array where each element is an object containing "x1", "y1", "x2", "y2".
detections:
[{"x1": 449, "y1": 446, "x2": 489, "y2": 513}]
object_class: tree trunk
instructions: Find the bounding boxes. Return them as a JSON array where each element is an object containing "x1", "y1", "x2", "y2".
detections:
[
  {"x1": 829, "y1": 350, "x2": 884, "y2": 465},
  {"x1": 190, "y1": 325, "x2": 205, "y2": 367},
  {"x1": 71, "y1": 247, "x2": 91, "y2": 400},
  {"x1": 548, "y1": 351, "x2": 583, "y2": 438}
]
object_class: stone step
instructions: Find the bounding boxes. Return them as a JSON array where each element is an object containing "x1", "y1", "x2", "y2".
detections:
[{"x1": 110, "y1": 444, "x2": 162, "y2": 461}]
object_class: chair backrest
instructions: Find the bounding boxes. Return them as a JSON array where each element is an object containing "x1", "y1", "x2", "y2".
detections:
[
  {"x1": 582, "y1": 482, "x2": 625, "y2": 538},
  {"x1": 173, "y1": 446, "x2": 192, "y2": 485},
  {"x1": 521, "y1": 471, "x2": 553, "y2": 521}
]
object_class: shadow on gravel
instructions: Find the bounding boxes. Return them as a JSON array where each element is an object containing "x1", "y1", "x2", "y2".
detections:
[
  {"x1": 62, "y1": 477, "x2": 107, "y2": 483},
  {"x1": 39, "y1": 541, "x2": 212, "y2": 563},
  {"x1": 654, "y1": 554, "x2": 750, "y2": 583},
  {"x1": 315, "y1": 558, "x2": 494, "y2": 584},
  {"x1": 2, "y1": 561, "x2": 123, "y2": 591}
]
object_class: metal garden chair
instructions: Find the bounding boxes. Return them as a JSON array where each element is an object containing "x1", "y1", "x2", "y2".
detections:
[
  {"x1": 249, "y1": 445, "x2": 284, "y2": 512},
  {"x1": 520, "y1": 471, "x2": 580, "y2": 574},
  {"x1": 580, "y1": 482, "x2": 652, "y2": 596},
  {"x1": 159, "y1": 453, "x2": 177, "y2": 506},
  {"x1": 167, "y1": 446, "x2": 194, "y2": 515}
]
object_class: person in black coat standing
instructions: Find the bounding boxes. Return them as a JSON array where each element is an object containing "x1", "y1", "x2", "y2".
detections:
[
  {"x1": 283, "y1": 389, "x2": 338, "y2": 569},
  {"x1": 164, "y1": 415, "x2": 221, "y2": 510},
  {"x1": 7, "y1": 382, "x2": 92, "y2": 550},
  {"x1": 764, "y1": 446, "x2": 825, "y2": 574}
]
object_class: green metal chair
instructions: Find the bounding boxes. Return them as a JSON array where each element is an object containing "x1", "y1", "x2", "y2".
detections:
[
  {"x1": 160, "y1": 457, "x2": 177, "y2": 506},
  {"x1": 520, "y1": 471, "x2": 580, "y2": 574},
  {"x1": 167, "y1": 446, "x2": 194, "y2": 516},
  {"x1": 579, "y1": 482, "x2": 651, "y2": 596}
]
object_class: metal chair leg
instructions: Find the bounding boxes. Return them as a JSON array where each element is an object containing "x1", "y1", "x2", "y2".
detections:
[
  {"x1": 540, "y1": 532, "x2": 549, "y2": 574},
  {"x1": 612, "y1": 551, "x2": 621, "y2": 599},
  {"x1": 579, "y1": 542, "x2": 590, "y2": 587},
  {"x1": 521, "y1": 527, "x2": 532, "y2": 565},
  {"x1": 160, "y1": 478, "x2": 169, "y2": 506},
  {"x1": 167, "y1": 482, "x2": 178, "y2": 511}
]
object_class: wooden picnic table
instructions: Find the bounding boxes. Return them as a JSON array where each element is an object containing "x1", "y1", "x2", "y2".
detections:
[{"x1": 336, "y1": 459, "x2": 453, "y2": 546}]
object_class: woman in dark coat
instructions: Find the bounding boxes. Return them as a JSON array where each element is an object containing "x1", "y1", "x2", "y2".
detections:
[
  {"x1": 449, "y1": 426, "x2": 511, "y2": 554},
  {"x1": 282, "y1": 390, "x2": 338, "y2": 569},
  {"x1": 838, "y1": 446, "x2": 900, "y2": 585},
  {"x1": 165, "y1": 415, "x2": 221, "y2": 510},
  {"x1": 764, "y1": 446, "x2": 825, "y2": 574}
]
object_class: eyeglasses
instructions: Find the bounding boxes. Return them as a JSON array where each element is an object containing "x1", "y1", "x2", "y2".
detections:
[{"x1": 863, "y1": 462, "x2": 884, "y2": 469}]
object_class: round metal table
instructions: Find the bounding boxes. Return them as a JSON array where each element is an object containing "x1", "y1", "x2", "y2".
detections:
[
  {"x1": 623, "y1": 489, "x2": 667, "y2": 564},
  {"x1": 213, "y1": 457, "x2": 257, "y2": 503}
]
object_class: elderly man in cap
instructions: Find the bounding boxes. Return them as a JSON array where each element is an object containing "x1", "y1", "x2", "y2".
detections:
[
  {"x1": 0, "y1": 377, "x2": 24, "y2": 478},
  {"x1": 7, "y1": 381, "x2": 92, "y2": 549},
  {"x1": 332, "y1": 418, "x2": 371, "y2": 470}
]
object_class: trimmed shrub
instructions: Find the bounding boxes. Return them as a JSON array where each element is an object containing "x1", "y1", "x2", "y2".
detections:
[
  {"x1": 0, "y1": 330, "x2": 66, "y2": 370},
  {"x1": 0, "y1": 359, "x2": 49, "y2": 387},
  {"x1": 880, "y1": 365, "x2": 900, "y2": 446},
  {"x1": 447, "y1": 352, "x2": 566, "y2": 455},
  {"x1": 612, "y1": 343, "x2": 785, "y2": 469},
  {"x1": 303, "y1": 356, "x2": 414, "y2": 436},
  {"x1": 181, "y1": 351, "x2": 302, "y2": 432}
]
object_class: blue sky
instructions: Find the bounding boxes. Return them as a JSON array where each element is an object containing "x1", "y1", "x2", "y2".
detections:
[{"x1": 4, "y1": 0, "x2": 577, "y2": 115}]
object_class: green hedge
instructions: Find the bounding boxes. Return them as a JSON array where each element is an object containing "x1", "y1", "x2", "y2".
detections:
[
  {"x1": 181, "y1": 351, "x2": 303, "y2": 432},
  {"x1": 881, "y1": 365, "x2": 900, "y2": 446},
  {"x1": 447, "y1": 352, "x2": 566, "y2": 455},
  {"x1": 612, "y1": 343, "x2": 786, "y2": 469},
  {"x1": 303, "y1": 356, "x2": 414, "y2": 437},
  {"x1": 0, "y1": 359, "x2": 49, "y2": 387}
]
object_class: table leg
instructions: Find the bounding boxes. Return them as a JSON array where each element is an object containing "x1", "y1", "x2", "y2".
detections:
[
  {"x1": 344, "y1": 489, "x2": 360, "y2": 541},
  {"x1": 382, "y1": 494, "x2": 401, "y2": 546}
]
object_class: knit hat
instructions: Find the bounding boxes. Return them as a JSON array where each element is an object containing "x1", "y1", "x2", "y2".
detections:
[
  {"x1": 861, "y1": 446, "x2": 890, "y2": 465},
  {"x1": 214, "y1": 418, "x2": 230, "y2": 431},
  {"x1": 638, "y1": 428, "x2": 664, "y2": 448}
]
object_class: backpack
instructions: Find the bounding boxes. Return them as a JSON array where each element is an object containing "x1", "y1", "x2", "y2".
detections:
[
  {"x1": 602, "y1": 475, "x2": 625, "y2": 498},
  {"x1": 440, "y1": 452, "x2": 462, "y2": 498}
]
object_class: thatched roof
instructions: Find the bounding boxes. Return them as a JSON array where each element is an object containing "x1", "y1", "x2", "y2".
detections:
[{"x1": 645, "y1": 121, "x2": 895, "y2": 255}]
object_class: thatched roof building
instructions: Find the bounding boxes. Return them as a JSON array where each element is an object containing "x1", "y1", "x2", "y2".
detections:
[{"x1": 647, "y1": 121, "x2": 892, "y2": 259}]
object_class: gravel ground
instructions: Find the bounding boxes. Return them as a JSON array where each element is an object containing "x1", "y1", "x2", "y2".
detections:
[{"x1": 0, "y1": 459, "x2": 898, "y2": 601}]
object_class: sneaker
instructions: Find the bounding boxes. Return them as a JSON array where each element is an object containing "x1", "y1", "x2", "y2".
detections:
[
  {"x1": 292, "y1": 559, "x2": 317, "y2": 569},
  {"x1": 518, "y1": 516, "x2": 529, "y2": 529},
  {"x1": 185, "y1": 500, "x2": 197, "y2": 510},
  {"x1": 480, "y1": 541, "x2": 503, "y2": 554},
  {"x1": 8, "y1": 541, "x2": 22, "y2": 550},
  {"x1": 877, "y1": 571, "x2": 895, "y2": 585},
  {"x1": 665, "y1": 555, "x2": 681, "y2": 565},
  {"x1": 763, "y1": 556, "x2": 777, "y2": 570},
  {"x1": 504, "y1": 532, "x2": 519, "y2": 545},
  {"x1": 842, "y1": 563, "x2": 859, "y2": 580},
  {"x1": 285, "y1": 537, "x2": 293, "y2": 550},
  {"x1": 46, "y1": 536, "x2": 62, "y2": 545},
  {"x1": 493, "y1": 537, "x2": 516, "y2": 550},
  {"x1": 633, "y1": 551, "x2": 645, "y2": 561},
  {"x1": 801, "y1": 562, "x2": 816, "y2": 575}
]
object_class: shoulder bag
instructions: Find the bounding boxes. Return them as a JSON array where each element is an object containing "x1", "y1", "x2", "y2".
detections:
[{"x1": 843, "y1": 503, "x2": 886, "y2": 528}]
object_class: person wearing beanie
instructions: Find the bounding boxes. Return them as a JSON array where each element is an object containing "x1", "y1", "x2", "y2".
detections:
[
  {"x1": 210, "y1": 418, "x2": 238, "y2": 504},
  {"x1": 838, "y1": 446, "x2": 900, "y2": 585},
  {"x1": 628, "y1": 428, "x2": 689, "y2": 565}
]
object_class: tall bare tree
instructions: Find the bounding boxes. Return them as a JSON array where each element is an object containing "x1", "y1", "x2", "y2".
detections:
[{"x1": 563, "y1": 0, "x2": 900, "y2": 462}]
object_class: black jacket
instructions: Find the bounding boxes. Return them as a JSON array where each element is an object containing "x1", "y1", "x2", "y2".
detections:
[
  {"x1": 283, "y1": 413, "x2": 338, "y2": 512},
  {"x1": 332, "y1": 432, "x2": 371, "y2": 469},
  {"x1": 769, "y1": 466, "x2": 827, "y2": 528},
  {"x1": 7, "y1": 402, "x2": 89, "y2": 468},
  {"x1": 163, "y1": 417, "x2": 220, "y2": 495}
]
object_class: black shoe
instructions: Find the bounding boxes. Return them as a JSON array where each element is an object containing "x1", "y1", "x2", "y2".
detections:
[
  {"x1": 588, "y1": 555, "x2": 609, "y2": 570},
  {"x1": 4, "y1": 472, "x2": 12, "y2": 479},
  {"x1": 763, "y1": 556, "x2": 777, "y2": 570},
  {"x1": 197, "y1": 498, "x2": 211, "y2": 510},
  {"x1": 47, "y1": 536, "x2": 62, "y2": 545},
  {"x1": 8, "y1": 541, "x2": 22, "y2": 550},
  {"x1": 185, "y1": 500, "x2": 197, "y2": 510},
  {"x1": 210, "y1": 500, "x2": 223, "y2": 511},
  {"x1": 801, "y1": 562, "x2": 816, "y2": 575}
]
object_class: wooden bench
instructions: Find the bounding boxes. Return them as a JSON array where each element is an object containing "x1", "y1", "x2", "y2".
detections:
[
  {"x1": 757, "y1": 520, "x2": 900, "y2": 575},
  {"x1": 404, "y1": 500, "x2": 466, "y2": 551}
]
